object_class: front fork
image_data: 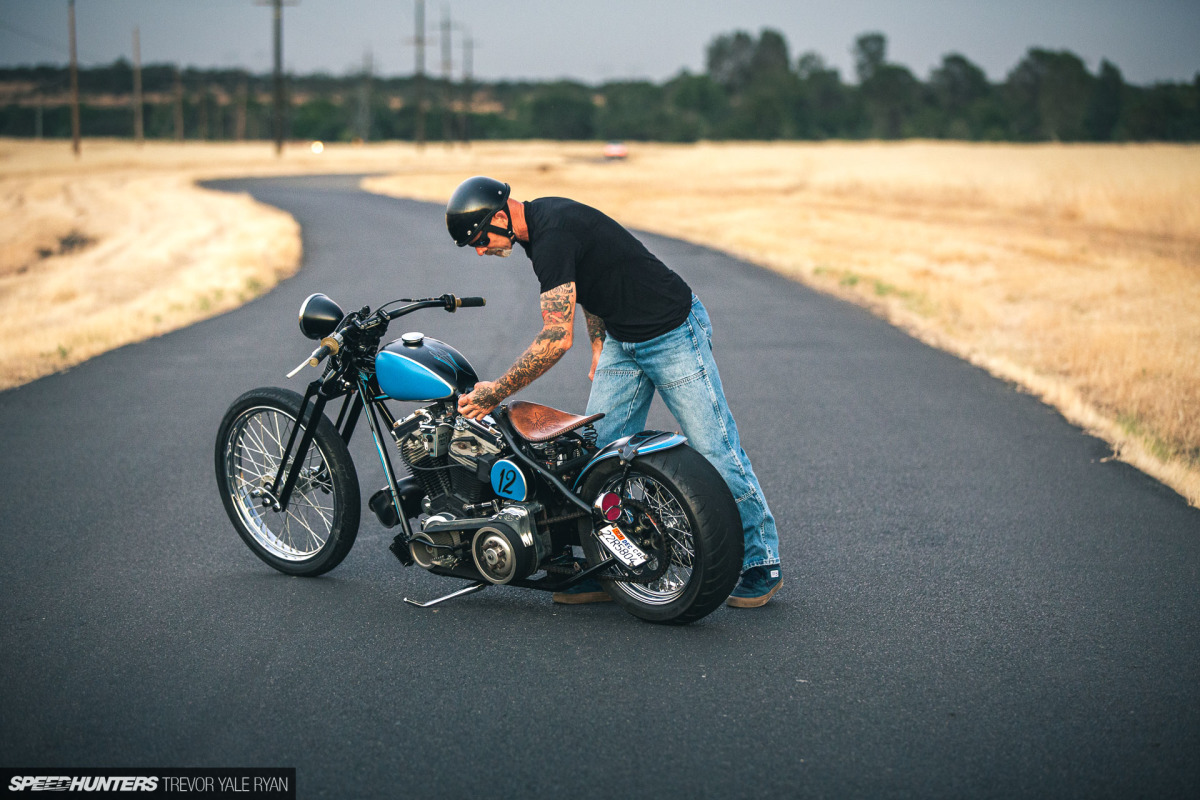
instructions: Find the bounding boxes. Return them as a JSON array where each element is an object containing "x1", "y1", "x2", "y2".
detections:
[
  {"x1": 262, "y1": 374, "x2": 356, "y2": 500},
  {"x1": 354, "y1": 377, "x2": 417, "y2": 546},
  {"x1": 266, "y1": 378, "x2": 331, "y2": 512},
  {"x1": 266, "y1": 375, "x2": 416, "y2": 544}
]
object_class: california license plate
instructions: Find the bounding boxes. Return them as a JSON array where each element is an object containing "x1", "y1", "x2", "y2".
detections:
[{"x1": 597, "y1": 524, "x2": 648, "y2": 568}]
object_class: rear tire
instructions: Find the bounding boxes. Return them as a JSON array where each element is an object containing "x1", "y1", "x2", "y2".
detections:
[
  {"x1": 215, "y1": 387, "x2": 360, "y2": 576},
  {"x1": 578, "y1": 446, "x2": 743, "y2": 624}
]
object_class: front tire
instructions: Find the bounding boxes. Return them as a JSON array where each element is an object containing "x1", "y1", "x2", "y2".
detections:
[
  {"x1": 578, "y1": 446, "x2": 743, "y2": 624},
  {"x1": 215, "y1": 387, "x2": 360, "y2": 576}
]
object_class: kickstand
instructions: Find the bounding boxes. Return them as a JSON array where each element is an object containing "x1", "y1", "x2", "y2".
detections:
[{"x1": 404, "y1": 581, "x2": 489, "y2": 608}]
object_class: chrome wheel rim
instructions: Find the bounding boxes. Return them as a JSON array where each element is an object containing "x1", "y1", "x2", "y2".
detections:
[
  {"x1": 600, "y1": 472, "x2": 696, "y2": 605},
  {"x1": 224, "y1": 405, "x2": 335, "y2": 561}
]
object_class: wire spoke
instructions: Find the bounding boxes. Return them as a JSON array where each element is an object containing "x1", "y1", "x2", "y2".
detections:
[
  {"x1": 224, "y1": 404, "x2": 337, "y2": 562},
  {"x1": 602, "y1": 470, "x2": 696, "y2": 605}
]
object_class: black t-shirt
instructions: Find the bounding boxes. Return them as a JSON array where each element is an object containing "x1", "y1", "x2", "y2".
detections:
[{"x1": 519, "y1": 198, "x2": 692, "y2": 343}]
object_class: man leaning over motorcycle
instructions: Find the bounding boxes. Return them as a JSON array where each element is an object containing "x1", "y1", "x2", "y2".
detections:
[{"x1": 445, "y1": 176, "x2": 783, "y2": 608}]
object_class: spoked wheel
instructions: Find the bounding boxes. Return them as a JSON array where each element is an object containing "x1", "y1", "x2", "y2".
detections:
[
  {"x1": 215, "y1": 387, "x2": 360, "y2": 576},
  {"x1": 578, "y1": 446, "x2": 743, "y2": 624},
  {"x1": 599, "y1": 472, "x2": 696, "y2": 605}
]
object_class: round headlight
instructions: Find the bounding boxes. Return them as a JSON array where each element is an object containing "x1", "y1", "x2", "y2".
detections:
[{"x1": 298, "y1": 293, "x2": 345, "y2": 340}]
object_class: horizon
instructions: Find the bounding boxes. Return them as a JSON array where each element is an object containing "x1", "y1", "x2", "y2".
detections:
[{"x1": 0, "y1": 0, "x2": 1197, "y2": 88}]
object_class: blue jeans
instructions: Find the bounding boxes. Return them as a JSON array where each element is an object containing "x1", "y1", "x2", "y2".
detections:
[{"x1": 585, "y1": 296, "x2": 780, "y2": 571}]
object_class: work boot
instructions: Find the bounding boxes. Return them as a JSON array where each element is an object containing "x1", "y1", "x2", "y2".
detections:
[{"x1": 552, "y1": 577, "x2": 612, "y2": 605}]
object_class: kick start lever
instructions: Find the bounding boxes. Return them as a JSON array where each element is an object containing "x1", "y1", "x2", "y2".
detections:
[{"x1": 404, "y1": 581, "x2": 489, "y2": 608}]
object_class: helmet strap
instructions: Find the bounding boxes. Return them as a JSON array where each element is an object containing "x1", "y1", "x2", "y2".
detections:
[{"x1": 483, "y1": 209, "x2": 517, "y2": 244}]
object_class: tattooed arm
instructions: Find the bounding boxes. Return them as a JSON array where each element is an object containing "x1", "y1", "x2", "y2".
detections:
[
  {"x1": 457, "y1": 283, "x2": 576, "y2": 419},
  {"x1": 584, "y1": 309, "x2": 606, "y2": 381}
]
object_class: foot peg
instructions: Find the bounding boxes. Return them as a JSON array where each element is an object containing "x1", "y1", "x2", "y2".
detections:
[{"x1": 404, "y1": 581, "x2": 489, "y2": 608}]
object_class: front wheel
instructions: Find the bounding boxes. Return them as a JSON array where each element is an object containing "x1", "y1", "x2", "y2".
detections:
[
  {"x1": 215, "y1": 386, "x2": 360, "y2": 576},
  {"x1": 577, "y1": 446, "x2": 743, "y2": 624}
]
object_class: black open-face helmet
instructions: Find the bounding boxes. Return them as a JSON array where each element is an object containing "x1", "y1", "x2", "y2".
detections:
[{"x1": 446, "y1": 176, "x2": 512, "y2": 247}]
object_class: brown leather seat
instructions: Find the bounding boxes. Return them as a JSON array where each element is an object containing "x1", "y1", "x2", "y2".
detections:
[{"x1": 507, "y1": 400, "x2": 604, "y2": 443}]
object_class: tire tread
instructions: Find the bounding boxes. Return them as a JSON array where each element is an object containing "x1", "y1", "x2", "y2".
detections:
[
  {"x1": 214, "y1": 386, "x2": 360, "y2": 576},
  {"x1": 580, "y1": 445, "x2": 743, "y2": 624}
]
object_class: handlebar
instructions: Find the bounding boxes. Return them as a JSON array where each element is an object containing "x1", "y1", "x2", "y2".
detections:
[
  {"x1": 381, "y1": 293, "x2": 486, "y2": 321},
  {"x1": 287, "y1": 293, "x2": 486, "y2": 378}
]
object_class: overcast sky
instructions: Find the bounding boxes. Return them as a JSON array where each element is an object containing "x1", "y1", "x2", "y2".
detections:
[{"x1": 1, "y1": 0, "x2": 1197, "y2": 86}]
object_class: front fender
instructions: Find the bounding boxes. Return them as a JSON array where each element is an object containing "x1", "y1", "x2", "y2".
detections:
[{"x1": 572, "y1": 430, "x2": 688, "y2": 490}]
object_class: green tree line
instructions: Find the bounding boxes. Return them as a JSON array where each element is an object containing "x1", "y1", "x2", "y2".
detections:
[{"x1": 1, "y1": 29, "x2": 1196, "y2": 142}]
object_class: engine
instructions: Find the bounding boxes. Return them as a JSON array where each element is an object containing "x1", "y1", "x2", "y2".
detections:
[
  {"x1": 397, "y1": 406, "x2": 502, "y2": 516},
  {"x1": 396, "y1": 406, "x2": 551, "y2": 585}
]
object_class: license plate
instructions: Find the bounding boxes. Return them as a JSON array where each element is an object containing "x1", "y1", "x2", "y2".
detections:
[{"x1": 597, "y1": 524, "x2": 648, "y2": 568}]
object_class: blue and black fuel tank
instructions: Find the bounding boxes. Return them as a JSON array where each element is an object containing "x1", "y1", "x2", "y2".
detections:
[{"x1": 374, "y1": 332, "x2": 479, "y2": 402}]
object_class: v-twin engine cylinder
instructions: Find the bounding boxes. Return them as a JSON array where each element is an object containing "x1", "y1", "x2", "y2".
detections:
[{"x1": 396, "y1": 409, "x2": 505, "y2": 515}]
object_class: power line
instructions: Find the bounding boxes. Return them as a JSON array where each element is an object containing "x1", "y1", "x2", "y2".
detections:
[
  {"x1": 0, "y1": 17, "x2": 106, "y2": 63},
  {"x1": 0, "y1": 20, "x2": 69, "y2": 57}
]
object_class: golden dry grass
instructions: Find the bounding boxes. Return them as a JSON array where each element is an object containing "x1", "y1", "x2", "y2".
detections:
[
  {"x1": 2, "y1": 138, "x2": 1197, "y2": 506},
  {"x1": 363, "y1": 141, "x2": 1200, "y2": 505},
  {"x1": 0, "y1": 139, "x2": 436, "y2": 389}
]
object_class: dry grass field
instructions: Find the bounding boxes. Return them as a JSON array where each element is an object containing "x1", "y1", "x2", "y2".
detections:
[
  {"x1": 2, "y1": 138, "x2": 1198, "y2": 506},
  {"x1": 0, "y1": 138, "x2": 436, "y2": 388}
]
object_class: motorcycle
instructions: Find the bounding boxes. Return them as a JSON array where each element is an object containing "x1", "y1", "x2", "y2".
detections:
[{"x1": 214, "y1": 291, "x2": 743, "y2": 624}]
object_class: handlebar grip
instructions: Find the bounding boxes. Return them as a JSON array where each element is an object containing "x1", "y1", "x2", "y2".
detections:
[
  {"x1": 307, "y1": 344, "x2": 332, "y2": 367},
  {"x1": 457, "y1": 296, "x2": 486, "y2": 308},
  {"x1": 307, "y1": 334, "x2": 341, "y2": 365}
]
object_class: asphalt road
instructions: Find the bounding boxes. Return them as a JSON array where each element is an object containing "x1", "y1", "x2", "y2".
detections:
[{"x1": 2, "y1": 175, "x2": 1198, "y2": 799}]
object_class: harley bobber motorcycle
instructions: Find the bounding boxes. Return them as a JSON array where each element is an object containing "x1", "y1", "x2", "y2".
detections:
[{"x1": 214, "y1": 291, "x2": 743, "y2": 624}]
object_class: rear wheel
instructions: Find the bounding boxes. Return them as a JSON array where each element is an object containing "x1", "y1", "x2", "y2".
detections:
[
  {"x1": 215, "y1": 387, "x2": 360, "y2": 576},
  {"x1": 578, "y1": 446, "x2": 743, "y2": 624}
]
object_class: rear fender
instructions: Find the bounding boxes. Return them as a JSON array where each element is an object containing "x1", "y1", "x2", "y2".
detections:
[{"x1": 573, "y1": 431, "x2": 687, "y2": 490}]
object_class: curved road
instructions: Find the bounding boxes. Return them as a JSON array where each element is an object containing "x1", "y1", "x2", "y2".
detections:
[{"x1": 2, "y1": 175, "x2": 1198, "y2": 799}]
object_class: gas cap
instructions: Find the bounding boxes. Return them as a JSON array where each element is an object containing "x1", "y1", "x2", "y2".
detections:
[{"x1": 401, "y1": 331, "x2": 425, "y2": 347}]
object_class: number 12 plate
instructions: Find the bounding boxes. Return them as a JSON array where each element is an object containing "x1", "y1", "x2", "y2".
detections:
[{"x1": 597, "y1": 524, "x2": 648, "y2": 568}]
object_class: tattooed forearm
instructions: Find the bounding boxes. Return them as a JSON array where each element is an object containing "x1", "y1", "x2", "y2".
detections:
[
  {"x1": 493, "y1": 329, "x2": 567, "y2": 398},
  {"x1": 584, "y1": 310, "x2": 606, "y2": 345},
  {"x1": 489, "y1": 283, "x2": 576, "y2": 402}
]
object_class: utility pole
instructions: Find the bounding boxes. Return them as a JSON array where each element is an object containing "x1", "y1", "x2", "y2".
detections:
[
  {"x1": 213, "y1": 88, "x2": 223, "y2": 139},
  {"x1": 409, "y1": 0, "x2": 427, "y2": 149},
  {"x1": 132, "y1": 26, "x2": 144, "y2": 145},
  {"x1": 198, "y1": 87, "x2": 209, "y2": 140},
  {"x1": 440, "y1": 4, "x2": 452, "y2": 145},
  {"x1": 460, "y1": 28, "x2": 477, "y2": 146},
  {"x1": 235, "y1": 77, "x2": 248, "y2": 140},
  {"x1": 357, "y1": 49, "x2": 373, "y2": 143},
  {"x1": 271, "y1": 0, "x2": 283, "y2": 154},
  {"x1": 173, "y1": 67, "x2": 184, "y2": 141},
  {"x1": 68, "y1": 0, "x2": 80, "y2": 157},
  {"x1": 257, "y1": 0, "x2": 297, "y2": 156}
]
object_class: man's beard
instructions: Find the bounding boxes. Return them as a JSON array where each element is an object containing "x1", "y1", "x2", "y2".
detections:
[{"x1": 485, "y1": 246, "x2": 512, "y2": 258}]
